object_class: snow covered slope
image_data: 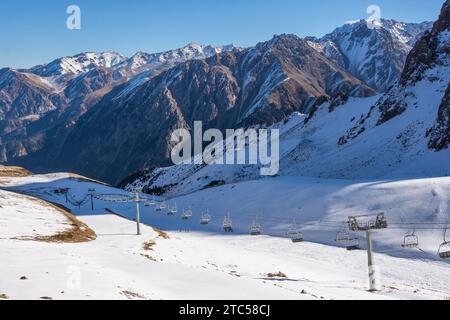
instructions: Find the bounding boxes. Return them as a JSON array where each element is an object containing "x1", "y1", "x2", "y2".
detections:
[
  {"x1": 5, "y1": 213, "x2": 450, "y2": 300},
  {"x1": 0, "y1": 188, "x2": 94, "y2": 242},
  {"x1": 0, "y1": 189, "x2": 70, "y2": 240},
  {"x1": 1, "y1": 173, "x2": 450, "y2": 300},
  {"x1": 2, "y1": 173, "x2": 450, "y2": 259}
]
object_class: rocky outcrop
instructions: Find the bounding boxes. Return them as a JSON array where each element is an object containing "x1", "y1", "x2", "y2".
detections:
[
  {"x1": 428, "y1": 84, "x2": 450, "y2": 150},
  {"x1": 427, "y1": 0, "x2": 449, "y2": 152},
  {"x1": 377, "y1": 0, "x2": 449, "y2": 127},
  {"x1": 401, "y1": 0, "x2": 449, "y2": 85}
]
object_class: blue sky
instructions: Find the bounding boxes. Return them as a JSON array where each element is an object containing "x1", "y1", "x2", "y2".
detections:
[{"x1": 0, "y1": 0, "x2": 444, "y2": 68}]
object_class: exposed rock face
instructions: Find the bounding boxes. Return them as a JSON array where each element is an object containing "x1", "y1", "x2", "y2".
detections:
[
  {"x1": 0, "y1": 68, "x2": 66, "y2": 162},
  {"x1": 0, "y1": 66, "x2": 125, "y2": 163},
  {"x1": 307, "y1": 19, "x2": 432, "y2": 92},
  {"x1": 0, "y1": 69, "x2": 62, "y2": 126},
  {"x1": 339, "y1": 0, "x2": 449, "y2": 148},
  {"x1": 381, "y1": 0, "x2": 449, "y2": 131},
  {"x1": 0, "y1": 53, "x2": 128, "y2": 163},
  {"x1": 428, "y1": 84, "x2": 450, "y2": 150},
  {"x1": 427, "y1": 1, "x2": 450, "y2": 150},
  {"x1": 401, "y1": 1, "x2": 449, "y2": 85},
  {"x1": 32, "y1": 35, "x2": 375, "y2": 184}
]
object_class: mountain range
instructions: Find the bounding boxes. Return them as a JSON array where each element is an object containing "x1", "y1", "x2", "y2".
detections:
[
  {"x1": 125, "y1": 1, "x2": 450, "y2": 196},
  {"x1": 1, "y1": 8, "x2": 448, "y2": 186},
  {"x1": 0, "y1": 45, "x2": 237, "y2": 169}
]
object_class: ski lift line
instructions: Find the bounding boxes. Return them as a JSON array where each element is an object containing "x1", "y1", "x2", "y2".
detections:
[
  {"x1": 79, "y1": 189, "x2": 450, "y2": 260},
  {"x1": 232, "y1": 214, "x2": 450, "y2": 226},
  {"x1": 254, "y1": 220, "x2": 449, "y2": 230},
  {"x1": 62, "y1": 192, "x2": 450, "y2": 227},
  {"x1": 147, "y1": 212, "x2": 449, "y2": 230},
  {"x1": 61, "y1": 189, "x2": 449, "y2": 221},
  {"x1": 62, "y1": 189, "x2": 450, "y2": 232},
  {"x1": 93, "y1": 193, "x2": 149, "y2": 203},
  {"x1": 380, "y1": 221, "x2": 450, "y2": 227}
]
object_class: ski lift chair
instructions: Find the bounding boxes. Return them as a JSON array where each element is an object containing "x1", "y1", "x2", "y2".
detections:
[
  {"x1": 290, "y1": 231, "x2": 304, "y2": 243},
  {"x1": 287, "y1": 226, "x2": 304, "y2": 243},
  {"x1": 200, "y1": 210, "x2": 211, "y2": 225},
  {"x1": 223, "y1": 215, "x2": 234, "y2": 233},
  {"x1": 250, "y1": 221, "x2": 262, "y2": 236},
  {"x1": 438, "y1": 229, "x2": 450, "y2": 259},
  {"x1": 167, "y1": 204, "x2": 177, "y2": 216},
  {"x1": 438, "y1": 242, "x2": 450, "y2": 259},
  {"x1": 346, "y1": 237, "x2": 361, "y2": 251},
  {"x1": 182, "y1": 208, "x2": 193, "y2": 220},
  {"x1": 402, "y1": 227, "x2": 419, "y2": 249}
]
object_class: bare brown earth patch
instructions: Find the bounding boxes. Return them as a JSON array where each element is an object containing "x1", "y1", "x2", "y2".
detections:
[
  {"x1": 143, "y1": 240, "x2": 157, "y2": 251},
  {"x1": 152, "y1": 227, "x2": 170, "y2": 240},
  {"x1": 267, "y1": 272, "x2": 288, "y2": 278},
  {"x1": 0, "y1": 166, "x2": 32, "y2": 177},
  {"x1": 142, "y1": 229, "x2": 170, "y2": 261}
]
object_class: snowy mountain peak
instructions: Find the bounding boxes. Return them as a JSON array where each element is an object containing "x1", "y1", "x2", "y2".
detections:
[
  {"x1": 331, "y1": 19, "x2": 432, "y2": 44},
  {"x1": 307, "y1": 19, "x2": 432, "y2": 92},
  {"x1": 121, "y1": 44, "x2": 239, "y2": 72},
  {"x1": 29, "y1": 51, "x2": 127, "y2": 78}
]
